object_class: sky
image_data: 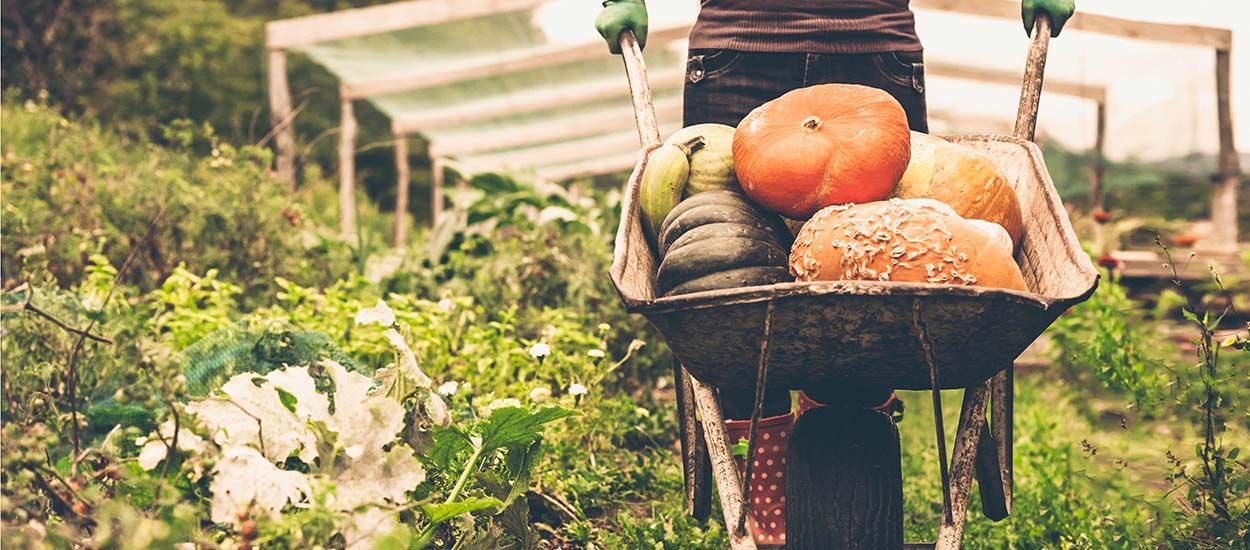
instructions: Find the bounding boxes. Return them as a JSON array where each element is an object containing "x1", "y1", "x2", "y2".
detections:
[{"x1": 536, "y1": 0, "x2": 1250, "y2": 161}]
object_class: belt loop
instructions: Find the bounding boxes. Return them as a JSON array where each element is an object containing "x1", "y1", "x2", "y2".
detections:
[{"x1": 688, "y1": 55, "x2": 706, "y2": 84}]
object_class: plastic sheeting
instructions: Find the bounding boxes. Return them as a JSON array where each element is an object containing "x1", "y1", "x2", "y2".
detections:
[{"x1": 293, "y1": 6, "x2": 688, "y2": 177}]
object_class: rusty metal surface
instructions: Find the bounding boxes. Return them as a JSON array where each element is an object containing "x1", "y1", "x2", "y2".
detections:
[{"x1": 609, "y1": 135, "x2": 1099, "y2": 392}]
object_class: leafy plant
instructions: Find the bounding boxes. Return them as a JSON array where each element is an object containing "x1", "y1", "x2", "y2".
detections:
[
  {"x1": 1154, "y1": 242, "x2": 1250, "y2": 548},
  {"x1": 1047, "y1": 268, "x2": 1170, "y2": 411}
]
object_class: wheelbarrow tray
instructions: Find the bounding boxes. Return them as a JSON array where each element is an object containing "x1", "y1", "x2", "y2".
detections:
[{"x1": 610, "y1": 134, "x2": 1098, "y2": 392}]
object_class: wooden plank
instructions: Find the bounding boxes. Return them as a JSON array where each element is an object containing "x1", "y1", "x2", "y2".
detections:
[
  {"x1": 267, "y1": 49, "x2": 297, "y2": 190},
  {"x1": 927, "y1": 60, "x2": 1106, "y2": 103},
  {"x1": 435, "y1": 97, "x2": 682, "y2": 157},
  {"x1": 912, "y1": 0, "x2": 1231, "y2": 49},
  {"x1": 1212, "y1": 49, "x2": 1240, "y2": 249},
  {"x1": 394, "y1": 71, "x2": 685, "y2": 134},
  {"x1": 265, "y1": 0, "x2": 547, "y2": 49},
  {"x1": 338, "y1": 91, "x2": 357, "y2": 238},
  {"x1": 690, "y1": 377, "x2": 758, "y2": 550},
  {"x1": 343, "y1": 25, "x2": 692, "y2": 99},
  {"x1": 393, "y1": 132, "x2": 410, "y2": 248},
  {"x1": 936, "y1": 384, "x2": 992, "y2": 550},
  {"x1": 1114, "y1": 249, "x2": 1246, "y2": 280}
]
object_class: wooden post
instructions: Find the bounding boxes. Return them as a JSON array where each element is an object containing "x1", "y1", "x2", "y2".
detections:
[
  {"x1": 393, "y1": 131, "x2": 411, "y2": 248},
  {"x1": 430, "y1": 152, "x2": 446, "y2": 226},
  {"x1": 1091, "y1": 100, "x2": 1107, "y2": 212},
  {"x1": 267, "y1": 48, "x2": 297, "y2": 191},
  {"x1": 338, "y1": 89, "x2": 358, "y2": 239},
  {"x1": 1213, "y1": 48, "x2": 1240, "y2": 249}
]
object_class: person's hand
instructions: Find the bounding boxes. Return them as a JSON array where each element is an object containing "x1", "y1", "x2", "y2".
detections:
[
  {"x1": 1022, "y1": 0, "x2": 1075, "y2": 37},
  {"x1": 595, "y1": 0, "x2": 647, "y2": 54}
]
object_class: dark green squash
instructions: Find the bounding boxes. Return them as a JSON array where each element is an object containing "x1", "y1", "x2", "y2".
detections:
[{"x1": 656, "y1": 191, "x2": 794, "y2": 297}]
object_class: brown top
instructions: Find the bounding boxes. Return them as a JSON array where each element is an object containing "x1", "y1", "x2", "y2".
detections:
[{"x1": 688, "y1": 0, "x2": 922, "y2": 54}]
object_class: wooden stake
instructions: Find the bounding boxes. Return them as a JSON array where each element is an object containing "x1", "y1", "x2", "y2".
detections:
[
  {"x1": 393, "y1": 132, "x2": 410, "y2": 248},
  {"x1": 431, "y1": 154, "x2": 446, "y2": 226},
  {"x1": 267, "y1": 49, "x2": 296, "y2": 190},
  {"x1": 1091, "y1": 100, "x2": 1107, "y2": 212},
  {"x1": 338, "y1": 89, "x2": 357, "y2": 239},
  {"x1": 1213, "y1": 48, "x2": 1240, "y2": 249}
]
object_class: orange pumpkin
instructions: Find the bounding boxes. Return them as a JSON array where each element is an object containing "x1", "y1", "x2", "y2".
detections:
[
  {"x1": 894, "y1": 132, "x2": 1025, "y2": 248},
  {"x1": 733, "y1": 84, "x2": 912, "y2": 219},
  {"x1": 789, "y1": 198, "x2": 1027, "y2": 291}
]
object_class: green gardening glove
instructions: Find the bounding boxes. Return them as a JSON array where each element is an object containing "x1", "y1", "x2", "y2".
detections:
[
  {"x1": 595, "y1": 0, "x2": 647, "y2": 55},
  {"x1": 1022, "y1": 0, "x2": 1075, "y2": 37}
]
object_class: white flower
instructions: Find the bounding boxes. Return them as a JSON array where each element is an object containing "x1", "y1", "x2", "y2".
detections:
[
  {"x1": 436, "y1": 298, "x2": 455, "y2": 312},
  {"x1": 355, "y1": 300, "x2": 396, "y2": 327},
  {"x1": 437, "y1": 381, "x2": 459, "y2": 396},
  {"x1": 568, "y1": 383, "x2": 588, "y2": 397},
  {"x1": 344, "y1": 445, "x2": 365, "y2": 459},
  {"x1": 528, "y1": 387, "x2": 552, "y2": 403},
  {"x1": 482, "y1": 398, "x2": 522, "y2": 417},
  {"x1": 587, "y1": 349, "x2": 606, "y2": 359},
  {"x1": 528, "y1": 342, "x2": 551, "y2": 359},
  {"x1": 597, "y1": 323, "x2": 611, "y2": 332}
]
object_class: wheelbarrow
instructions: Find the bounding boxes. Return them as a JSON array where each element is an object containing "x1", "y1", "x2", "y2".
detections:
[{"x1": 607, "y1": 12, "x2": 1098, "y2": 550}]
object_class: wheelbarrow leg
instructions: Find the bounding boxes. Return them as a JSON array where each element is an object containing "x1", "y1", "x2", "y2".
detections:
[
  {"x1": 787, "y1": 405, "x2": 904, "y2": 550},
  {"x1": 973, "y1": 366, "x2": 1012, "y2": 521},
  {"x1": 673, "y1": 355, "x2": 712, "y2": 520},
  {"x1": 689, "y1": 376, "x2": 758, "y2": 550},
  {"x1": 935, "y1": 382, "x2": 992, "y2": 550}
]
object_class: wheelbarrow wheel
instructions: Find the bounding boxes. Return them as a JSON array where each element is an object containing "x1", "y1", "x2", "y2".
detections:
[{"x1": 787, "y1": 406, "x2": 903, "y2": 550}]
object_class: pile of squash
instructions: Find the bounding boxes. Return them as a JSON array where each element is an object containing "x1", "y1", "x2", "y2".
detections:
[{"x1": 640, "y1": 83, "x2": 1027, "y2": 297}]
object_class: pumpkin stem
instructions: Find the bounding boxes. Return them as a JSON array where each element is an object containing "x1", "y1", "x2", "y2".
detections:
[
  {"x1": 801, "y1": 115, "x2": 823, "y2": 131},
  {"x1": 676, "y1": 136, "x2": 706, "y2": 156}
]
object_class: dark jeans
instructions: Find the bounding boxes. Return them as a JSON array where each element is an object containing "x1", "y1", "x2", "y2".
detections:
[
  {"x1": 683, "y1": 49, "x2": 928, "y2": 131},
  {"x1": 684, "y1": 50, "x2": 926, "y2": 418}
]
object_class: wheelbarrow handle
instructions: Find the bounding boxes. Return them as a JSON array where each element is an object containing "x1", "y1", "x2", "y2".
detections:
[
  {"x1": 617, "y1": 30, "x2": 663, "y2": 149},
  {"x1": 1013, "y1": 11, "x2": 1053, "y2": 141}
]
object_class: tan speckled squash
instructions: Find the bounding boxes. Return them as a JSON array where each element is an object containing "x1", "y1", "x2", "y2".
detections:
[{"x1": 789, "y1": 198, "x2": 1026, "y2": 291}]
